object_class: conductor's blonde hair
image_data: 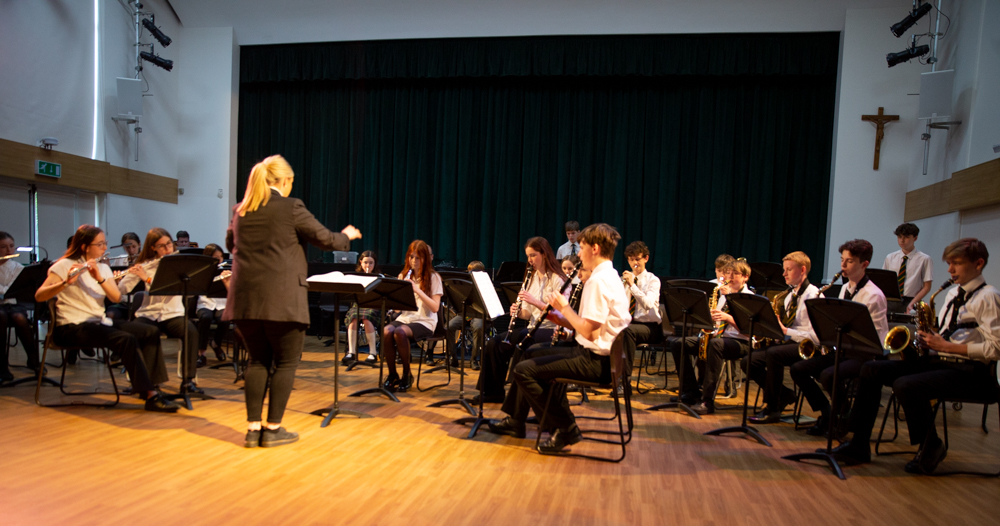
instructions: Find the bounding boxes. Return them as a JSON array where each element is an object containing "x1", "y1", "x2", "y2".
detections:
[{"x1": 236, "y1": 155, "x2": 294, "y2": 216}]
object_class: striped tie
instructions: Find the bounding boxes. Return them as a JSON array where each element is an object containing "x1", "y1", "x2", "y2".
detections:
[{"x1": 897, "y1": 255, "x2": 908, "y2": 297}]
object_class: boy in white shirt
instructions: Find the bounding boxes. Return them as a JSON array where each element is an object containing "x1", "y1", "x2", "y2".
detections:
[
  {"x1": 883, "y1": 223, "x2": 933, "y2": 312},
  {"x1": 555, "y1": 221, "x2": 581, "y2": 260}
]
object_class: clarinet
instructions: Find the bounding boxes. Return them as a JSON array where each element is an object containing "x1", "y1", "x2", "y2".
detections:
[
  {"x1": 551, "y1": 279, "x2": 584, "y2": 344},
  {"x1": 503, "y1": 265, "x2": 535, "y2": 343},
  {"x1": 516, "y1": 262, "x2": 582, "y2": 351}
]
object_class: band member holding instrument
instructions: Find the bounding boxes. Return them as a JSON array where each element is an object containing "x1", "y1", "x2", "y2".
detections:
[
  {"x1": 445, "y1": 260, "x2": 488, "y2": 370},
  {"x1": 35, "y1": 225, "x2": 179, "y2": 412},
  {"x1": 108, "y1": 232, "x2": 142, "y2": 268},
  {"x1": 711, "y1": 254, "x2": 736, "y2": 283},
  {"x1": 621, "y1": 241, "x2": 662, "y2": 378},
  {"x1": 828, "y1": 238, "x2": 999, "y2": 474},
  {"x1": 789, "y1": 239, "x2": 888, "y2": 436},
  {"x1": 555, "y1": 221, "x2": 581, "y2": 259},
  {"x1": 118, "y1": 228, "x2": 203, "y2": 393},
  {"x1": 195, "y1": 243, "x2": 231, "y2": 367},
  {"x1": 489, "y1": 223, "x2": 630, "y2": 452},
  {"x1": 342, "y1": 250, "x2": 383, "y2": 366},
  {"x1": 226, "y1": 154, "x2": 360, "y2": 448},
  {"x1": 383, "y1": 240, "x2": 442, "y2": 393},
  {"x1": 473, "y1": 237, "x2": 566, "y2": 404},
  {"x1": 883, "y1": 223, "x2": 933, "y2": 313},
  {"x1": 561, "y1": 255, "x2": 581, "y2": 280},
  {"x1": 745, "y1": 251, "x2": 820, "y2": 424},
  {"x1": 670, "y1": 259, "x2": 753, "y2": 415},
  {"x1": 1, "y1": 231, "x2": 40, "y2": 382}
]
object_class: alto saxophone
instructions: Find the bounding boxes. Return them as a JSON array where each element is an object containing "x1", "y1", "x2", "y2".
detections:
[
  {"x1": 752, "y1": 288, "x2": 790, "y2": 350},
  {"x1": 798, "y1": 272, "x2": 842, "y2": 359},
  {"x1": 884, "y1": 278, "x2": 955, "y2": 357},
  {"x1": 697, "y1": 279, "x2": 728, "y2": 361}
]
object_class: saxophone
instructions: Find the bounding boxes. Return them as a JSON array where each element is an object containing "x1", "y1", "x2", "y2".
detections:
[
  {"x1": 798, "y1": 272, "x2": 842, "y2": 359},
  {"x1": 884, "y1": 278, "x2": 955, "y2": 357},
  {"x1": 752, "y1": 288, "x2": 790, "y2": 350},
  {"x1": 697, "y1": 279, "x2": 728, "y2": 361}
]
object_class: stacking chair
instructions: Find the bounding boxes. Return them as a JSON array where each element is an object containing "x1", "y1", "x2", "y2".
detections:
[
  {"x1": 415, "y1": 304, "x2": 453, "y2": 392},
  {"x1": 634, "y1": 305, "x2": 672, "y2": 395},
  {"x1": 35, "y1": 300, "x2": 119, "y2": 408}
]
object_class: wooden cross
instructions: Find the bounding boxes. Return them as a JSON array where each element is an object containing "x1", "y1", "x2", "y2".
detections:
[{"x1": 861, "y1": 107, "x2": 899, "y2": 170}]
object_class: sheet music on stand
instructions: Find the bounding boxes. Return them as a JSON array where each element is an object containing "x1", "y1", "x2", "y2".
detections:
[
  {"x1": 308, "y1": 271, "x2": 379, "y2": 288},
  {"x1": 470, "y1": 271, "x2": 504, "y2": 319}
]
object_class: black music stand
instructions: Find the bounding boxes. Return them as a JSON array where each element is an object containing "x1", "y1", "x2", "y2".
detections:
[
  {"x1": 149, "y1": 254, "x2": 218, "y2": 410},
  {"x1": 347, "y1": 278, "x2": 417, "y2": 403},
  {"x1": 3, "y1": 262, "x2": 57, "y2": 387},
  {"x1": 749, "y1": 262, "x2": 785, "y2": 296},
  {"x1": 307, "y1": 274, "x2": 381, "y2": 427},
  {"x1": 666, "y1": 279, "x2": 716, "y2": 297},
  {"x1": 428, "y1": 277, "x2": 483, "y2": 417},
  {"x1": 648, "y1": 287, "x2": 714, "y2": 418},
  {"x1": 782, "y1": 298, "x2": 883, "y2": 480},
  {"x1": 704, "y1": 293, "x2": 783, "y2": 446},
  {"x1": 494, "y1": 261, "x2": 527, "y2": 285}
]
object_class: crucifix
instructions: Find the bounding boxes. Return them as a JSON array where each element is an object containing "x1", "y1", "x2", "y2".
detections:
[{"x1": 861, "y1": 107, "x2": 899, "y2": 170}]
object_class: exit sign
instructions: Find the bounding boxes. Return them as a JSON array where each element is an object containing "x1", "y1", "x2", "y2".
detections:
[{"x1": 35, "y1": 160, "x2": 61, "y2": 178}]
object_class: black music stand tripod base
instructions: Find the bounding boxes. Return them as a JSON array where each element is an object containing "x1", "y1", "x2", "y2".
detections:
[
  {"x1": 312, "y1": 406, "x2": 372, "y2": 426},
  {"x1": 347, "y1": 279, "x2": 418, "y2": 404}
]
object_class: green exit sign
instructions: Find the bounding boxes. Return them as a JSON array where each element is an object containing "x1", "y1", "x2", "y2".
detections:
[{"x1": 36, "y1": 160, "x2": 61, "y2": 178}]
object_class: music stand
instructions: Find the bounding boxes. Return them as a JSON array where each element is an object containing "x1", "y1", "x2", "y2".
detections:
[
  {"x1": 201, "y1": 274, "x2": 240, "y2": 376},
  {"x1": 494, "y1": 261, "x2": 527, "y2": 284},
  {"x1": 782, "y1": 298, "x2": 883, "y2": 479},
  {"x1": 648, "y1": 287, "x2": 714, "y2": 418},
  {"x1": 307, "y1": 273, "x2": 381, "y2": 427},
  {"x1": 3, "y1": 262, "x2": 57, "y2": 387},
  {"x1": 148, "y1": 255, "x2": 218, "y2": 410},
  {"x1": 429, "y1": 277, "x2": 482, "y2": 416},
  {"x1": 666, "y1": 279, "x2": 716, "y2": 297},
  {"x1": 749, "y1": 262, "x2": 785, "y2": 295},
  {"x1": 704, "y1": 293, "x2": 783, "y2": 446},
  {"x1": 347, "y1": 278, "x2": 418, "y2": 403}
]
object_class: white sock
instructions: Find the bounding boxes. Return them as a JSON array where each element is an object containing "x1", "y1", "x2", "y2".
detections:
[
  {"x1": 347, "y1": 329, "x2": 357, "y2": 357},
  {"x1": 365, "y1": 329, "x2": 378, "y2": 356}
]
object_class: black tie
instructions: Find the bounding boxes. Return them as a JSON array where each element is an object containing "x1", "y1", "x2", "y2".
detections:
[
  {"x1": 571, "y1": 244, "x2": 577, "y2": 256},
  {"x1": 943, "y1": 287, "x2": 968, "y2": 335}
]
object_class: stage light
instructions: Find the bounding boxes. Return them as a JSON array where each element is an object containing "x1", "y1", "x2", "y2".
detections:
[
  {"x1": 142, "y1": 18, "x2": 171, "y2": 47},
  {"x1": 891, "y1": 2, "x2": 933, "y2": 37},
  {"x1": 140, "y1": 51, "x2": 173, "y2": 71},
  {"x1": 886, "y1": 45, "x2": 929, "y2": 68}
]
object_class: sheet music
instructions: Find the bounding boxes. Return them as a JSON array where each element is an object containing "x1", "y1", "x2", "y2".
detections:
[
  {"x1": 307, "y1": 271, "x2": 379, "y2": 287},
  {"x1": 472, "y1": 271, "x2": 504, "y2": 319}
]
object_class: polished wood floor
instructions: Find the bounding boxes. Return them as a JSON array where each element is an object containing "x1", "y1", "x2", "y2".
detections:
[{"x1": 2, "y1": 337, "x2": 999, "y2": 525}]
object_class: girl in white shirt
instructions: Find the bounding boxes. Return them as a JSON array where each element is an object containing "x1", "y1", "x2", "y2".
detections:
[
  {"x1": 1, "y1": 231, "x2": 38, "y2": 381},
  {"x1": 383, "y1": 240, "x2": 442, "y2": 392},
  {"x1": 195, "y1": 244, "x2": 231, "y2": 366}
]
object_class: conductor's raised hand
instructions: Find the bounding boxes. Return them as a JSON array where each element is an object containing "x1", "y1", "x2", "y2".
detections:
[{"x1": 342, "y1": 225, "x2": 362, "y2": 240}]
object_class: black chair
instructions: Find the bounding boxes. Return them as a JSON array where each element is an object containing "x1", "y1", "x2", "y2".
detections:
[
  {"x1": 634, "y1": 305, "x2": 673, "y2": 395},
  {"x1": 35, "y1": 300, "x2": 119, "y2": 408},
  {"x1": 415, "y1": 303, "x2": 453, "y2": 392},
  {"x1": 534, "y1": 334, "x2": 632, "y2": 463}
]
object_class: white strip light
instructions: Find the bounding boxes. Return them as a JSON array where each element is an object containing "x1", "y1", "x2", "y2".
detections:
[{"x1": 91, "y1": 0, "x2": 100, "y2": 159}]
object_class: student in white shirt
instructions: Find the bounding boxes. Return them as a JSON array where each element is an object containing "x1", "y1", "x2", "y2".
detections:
[
  {"x1": 34, "y1": 225, "x2": 179, "y2": 412},
  {"x1": 790, "y1": 239, "x2": 888, "y2": 436},
  {"x1": 883, "y1": 223, "x2": 933, "y2": 312},
  {"x1": 444, "y1": 260, "x2": 487, "y2": 370},
  {"x1": 554, "y1": 221, "x2": 581, "y2": 260},
  {"x1": 383, "y1": 240, "x2": 443, "y2": 393},
  {"x1": 620, "y1": 241, "x2": 662, "y2": 378},
  {"x1": 1, "y1": 231, "x2": 40, "y2": 381},
  {"x1": 709, "y1": 254, "x2": 736, "y2": 283},
  {"x1": 195, "y1": 243, "x2": 231, "y2": 366},
  {"x1": 829, "y1": 238, "x2": 1000, "y2": 474},
  {"x1": 342, "y1": 250, "x2": 383, "y2": 366},
  {"x1": 118, "y1": 228, "x2": 202, "y2": 394},
  {"x1": 489, "y1": 223, "x2": 631, "y2": 452}
]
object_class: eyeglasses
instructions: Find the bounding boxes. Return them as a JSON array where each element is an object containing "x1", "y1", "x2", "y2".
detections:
[
  {"x1": 89, "y1": 241, "x2": 108, "y2": 247},
  {"x1": 154, "y1": 241, "x2": 174, "y2": 250}
]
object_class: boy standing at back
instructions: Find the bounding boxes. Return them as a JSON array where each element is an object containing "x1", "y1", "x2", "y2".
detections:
[
  {"x1": 883, "y1": 223, "x2": 932, "y2": 312},
  {"x1": 555, "y1": 221, "x2": 581, "y2": 259}
]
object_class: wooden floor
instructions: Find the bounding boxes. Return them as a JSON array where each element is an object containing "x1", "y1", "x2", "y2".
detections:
[{"x1": 2, "y1": 337, "x2": 999, "y2": 526}]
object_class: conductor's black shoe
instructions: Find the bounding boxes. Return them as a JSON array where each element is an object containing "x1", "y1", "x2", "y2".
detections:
[
  {"x1": 260, "y1": 427, "x2": 299, "y2": 448},
  {"x1": 691, "y1": 402, "x2": 715, "y2": 415},
  {"x1": 905, "y1": 436, "x2": 947, "y2": 474},
  {"x1": 828, "y1": 439, "x2": 871, "y2": 465},
  {"x1": 471, "y1": 393, "x2": 504, "y2": 405},
  {"x1": 806, "y1": 415, "x2": 830, "y2": 436},
  {"x1": 196, "y1": 355, "x2": 208, "y2": 368},
  {"x1": 244, "y1": 429, "x2": 261, "y2": 448},
  {"x1": 748, "y1": 410, "x2": 783, "y2": 424},
  {"x1": 144, "y1": 393, "x2": 180, "y2": 413},
  {"x1": 364, "y1": 354, "x2": 378, "y2": 364},
  {"x1": 383, "y1": 372, "x2": 400, "y2": 392},
  {"x1": 397, "y1": 372, "x2": 413, "y2": 392},
  {"x1": 181, "y1": 381, "x2": 205, "y2": 395},
  {"x1": 341, "y1": 353, "x2": 356, "y2": 366},
  {"x1": 538, "y1": 424, "x2": 582, "y2": 453},
  {"x1": 487, "y1": 417, "x2": 526, "y2": 438}
]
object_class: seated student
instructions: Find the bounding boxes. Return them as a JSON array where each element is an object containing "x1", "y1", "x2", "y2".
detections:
[
  {"x1": 621, "y1": 241, "x2": 662, "y2": 377},
  {"x1": 828, "y1": 238, "x2": 999, "y2": 474},
  {"x1": 488, "y1": 223, "x2": 630, "y2": 451},
  {"x1": 175, "y1": 231, "x2": 191, "y2": 248},
  {"x1": 108, "y1": 232, "x2": 141, "y2": 268},
  {"x1": 671, "y1": 258, "x2": 753, "y2": 415},
  {"x1": 342, "y1": 250, "x2": 383, "y2": 365},
  {"x1": 117, "y1": 228, "x2": 202, "y2": 394},
  {"x1": 1, "y1": 231, "x2": 40, "y2": 381},
  {"x1": 382, "y1": 240, "x2": 443, "y2": 392},
  {"x1": 884, "y1": 222, "x2": 933, "y2": 313},
  {"x1": 551, "y1": 260, "x2": 587, "y2": 344},
  {"x1": 744, "y1": 251, "x2": 821, "y2": 423},
  {"x1": 555, "y1": 221, "x2": 581, "y2": 259},
  {"x1": 34, "y1": 225, "x2": 179, "y2": 411},
  {"x1": 561, "y1": 255, "x2": 581, "y2": 280},
  {"x1": 789, "y1": 239, "x2": 888, "y2": 436},
  {"x1": 445, "y1": 260, "x2": 488, "y2": 370},
  {"x1": 710, "y1": 254, "x2": 736, "y2": 284},
  {"x1": 195, "y1": 243, "x2": 231, "y2": 367},
  {"x1": 474, "y1": 237, "x2": 567, "y2": 404}
]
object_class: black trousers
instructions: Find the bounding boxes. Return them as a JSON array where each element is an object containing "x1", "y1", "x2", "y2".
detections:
[
  {"x1": 195, "y1": 308, "x2": 227, "y2": 351},
  {"x1": 743, "y1": 343, "x2": 801, "y2": 409},
  {"x1": 789, "y1": 353, "x2": 865, "y2": 416},
  {"x1": 235, "y1": 320, "x2": 306, "y2": 424},
  {"x1": 135, "y1": 316, "x2": 199, "y2": 382},
  {"x1": 670, "y1": 335, "x2": 748, "y2": 404},
  {"x1": 1, "y1": 304, "x2": 37, "y2": 372},
  {"x1": 475, "y1": 325, "x2": 553, "y2": 401},
  {"x1": 849, "y1": 358, "x2": 998, "y2": 444},
  {"x1": 622, "y1": 322, "x2": 663, "y2": 379},
  {"x1": 53, "y1": 320, "x2": 165, "y2": 393},
  {"x1": 508, "y1": 345, "x2": 611, "y2": 430}
]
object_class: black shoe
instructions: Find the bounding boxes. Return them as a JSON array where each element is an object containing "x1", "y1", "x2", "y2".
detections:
[
  {"x1": 487, "y1": 417, "x2": 527, "y2": 438},
  {"x1": 450, "y1": 356, "x2": 460, "y2": 368},
  {"x1": 82, "y1": 349, "x2": 96, "y2": 358},
  {"x1": 144, "y1": 393, "x2": 180, "y2": 413},
  {"x1": 471, "y1": 393, "x2": 504, "y2": 405},
  {"x1": 397, "y1": 372, "x2": 413, "y2": 393},
  {"x1": 691, "y1": 402, "x2": 715, "y2": 415},
  {"x1": 424, "y1": 355, "x2": 435, "y2": 365},
  {"x1": 196, "y1": 355, "x2": 208, "y2": 368},
  {"x1": 244, "y1": 429, "x2": 261, "y2": 448},
  {"x1": 538, "y1": 425, "x2": 583, "y2": 453},
  {"x1": 748, "y1": 409, "x2": 783, "y2": 424},
  {"x1": 341, "y1": 353, "x2": 356, "y2": 366},
  {"x1": 181, "y1": 381, "x2": 205, "y2": 395},
  {"x1": 905, "y1": 436, "x2": 947, "y2": 474},
  {"x1": 0, "y1": 369, "x2": 14, "y2": 383},
  {"x1": 65, "y1": 350, "x2": 79, "y2": 365},
  {"x1": 471, "y1": 359, "x2": 481, "y2": 371},
  {"x1": 212, "y1": 344, "x2": 227, "y2": 362},
  {"x1": 383, "y1": 372, "x2": 400, "y2": 392},
  {"x1": 827, "y1": 439, "x2": 871, "y2": 465},
  {"x1": 365, "y1": 354, "x2": 377, "y2": 364},
  {"x1": 776, "y1": 389, "x2": 798, "y2": 413},
  {"x1": 109, "y1": 350, "x2": 122, "y2": 363},
  {"x1": 260, "y1": 427, "x2": 299, "y2": 448},
  {"x1": 806, "y1": 415, "x2": 830, "y2": 436}
]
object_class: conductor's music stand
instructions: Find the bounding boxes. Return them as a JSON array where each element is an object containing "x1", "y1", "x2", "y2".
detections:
[
  {"x1": 648, "y1": 287, "x2": 714, "y2": 418},
  {"x1": 3, "y1": 262, "x2": 57, "y2": 387},
  {"x1": 782, "y1": 298, "x2": 883, "y2": 479},
  {"x1": 704, "y1": 293, "x2": 783, "y2": 446},
  {"x1": 347, "y1": 278, "x2": 418, "y2": 403},
  {"x1": 148, "y1": 254, "x2": 218, "y2": 410},
  {"x1": 428, "y1": 277, "x2": 481, "y2": 416}
]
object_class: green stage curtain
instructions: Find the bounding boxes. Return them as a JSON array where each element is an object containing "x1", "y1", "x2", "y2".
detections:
[{"x1": 238, "y1": 33, "x2": 838, "y2": 281}]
